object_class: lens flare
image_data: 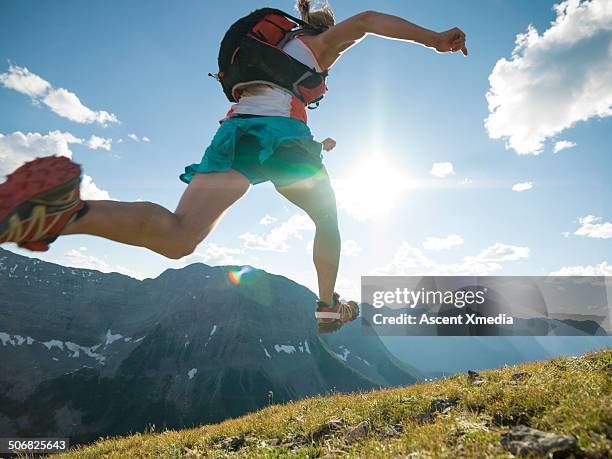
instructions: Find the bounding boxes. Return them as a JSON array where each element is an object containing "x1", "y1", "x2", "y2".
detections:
[{"x1": 228, "y1": 266, "x2": 253, "y2": 285}]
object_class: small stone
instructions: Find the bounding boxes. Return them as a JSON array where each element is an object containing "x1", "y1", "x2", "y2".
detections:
[
  {"x1": 259, "y1": 438, "x2": 280, "y2": 447},
  {"x1": 311, "y1": 418, "x2": 346, "y2": 441},
  {"x1": 467, "y1": 370, "x2": 486, "y2": 384},
  {"x1": 218, "y1": 434, "x2": 246, "y2": 451},
  {"x1": 382, "y1": 425, "x2": 399, "y2": 437},
  {"x1": 511, "y1": 371, "x2": 529, "y2": 381},
  {"x1": 500, "y1": 425, "x2": 577, "y2": 457},
  {"x1": 346, "y1": 420, "x2": 369, "y2": 443},
  {"x1": 417, "y1": 412, "x2": 436, "y2": 423},
  {"x1": 430, "y1": 397, "x2": 459, "y2": 413},
  {"x1": 454, "y1": 418, "x2": 489, "y2": 435}
]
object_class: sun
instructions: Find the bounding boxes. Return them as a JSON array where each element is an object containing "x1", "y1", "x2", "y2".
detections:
[{"x1": 332, "y1": 153, "x2": 412, "y2": 221}]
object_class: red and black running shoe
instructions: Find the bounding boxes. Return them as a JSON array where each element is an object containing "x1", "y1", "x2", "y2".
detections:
[
  {"x1": 315, "y1": 292, "x2": 360, "y2": 334},
  {"x1": 0, "y1": 156, "x2": 86, "y2": 252}
]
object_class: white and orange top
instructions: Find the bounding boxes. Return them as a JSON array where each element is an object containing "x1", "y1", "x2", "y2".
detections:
[{"x1": 223, "y1": 37, "x2": 325, "y2": 124}]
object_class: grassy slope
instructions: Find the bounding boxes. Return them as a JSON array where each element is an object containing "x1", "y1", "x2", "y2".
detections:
[{"x1": 54, "y1": 349, "x2": 611, "y2": 458}]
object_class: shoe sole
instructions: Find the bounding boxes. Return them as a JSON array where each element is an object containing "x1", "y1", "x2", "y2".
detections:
[
  {"x1": 317, "y1": 303, "x2": 360, "y2": 334},
  {"x1": 0, "y1": 156, "x2": 82, "y2": 232}
]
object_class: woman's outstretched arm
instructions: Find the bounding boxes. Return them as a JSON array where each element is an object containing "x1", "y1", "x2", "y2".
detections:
[{"x1": 311, "y1": 11, "x2": 468, "y2": 68}]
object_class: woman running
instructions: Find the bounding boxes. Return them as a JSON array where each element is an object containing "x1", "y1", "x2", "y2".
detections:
[{"x1": 0, "y1": 1, "x2": 467, "y2": 333}]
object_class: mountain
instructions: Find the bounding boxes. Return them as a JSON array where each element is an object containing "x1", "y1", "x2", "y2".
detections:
[
  {"x1": 0, "y1": 248, "x2": 418, "y2": 444},
  {"x1": 49, "y1": 349, "x2": 612, "y2": 458},
  {"x1": 369, "y1": 300, "x2": 612, "y2": 374},
  {"x1": 321, "y1": 319, "x2": 422, "y2": 387}
]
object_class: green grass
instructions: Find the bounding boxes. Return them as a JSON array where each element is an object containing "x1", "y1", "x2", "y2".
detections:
[{"x1": 51, "y1": 349, "x2": 611, "y2": 458}]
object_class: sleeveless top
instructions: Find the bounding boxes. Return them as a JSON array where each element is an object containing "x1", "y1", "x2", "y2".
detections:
[{"x1": 223, "y1": 37, "x2": 325, "y2": 124}]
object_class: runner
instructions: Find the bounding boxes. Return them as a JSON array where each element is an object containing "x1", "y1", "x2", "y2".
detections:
[{"x1": 0, "y1": 1, "x2": 467, "y2": 333}]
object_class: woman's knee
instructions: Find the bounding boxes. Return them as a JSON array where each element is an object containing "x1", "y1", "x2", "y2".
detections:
[{"x1": 310, "y1": 205, "x2": 339, "y2": 231}]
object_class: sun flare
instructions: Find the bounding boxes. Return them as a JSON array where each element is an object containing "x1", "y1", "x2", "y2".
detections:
[{"x1": 332, "y1": 154, "x2": 412, "y2": 221}]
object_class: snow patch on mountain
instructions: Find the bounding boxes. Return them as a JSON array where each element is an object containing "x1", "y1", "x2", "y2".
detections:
[
  {"x1": 65, "y1": 341, "x2": 106, "y2": 364},
  {"x1": 2, "y1": 328, "x2": 140, "y2": 365},
  {"x1": 105, "y1": 329, "x2": 123, "y2": 345},
  {"x1": 0, "y1": 332, "x2": 34, "y2": 346},
  {"x1": 335, "y1": 345, "x2": 350, "y2": 362},
  {"x1": 274, "y1": 344, "x2": 297, "y2": 354},
  {"x1": 43, "y1": 339, "x2": 64, "y2": 351}
]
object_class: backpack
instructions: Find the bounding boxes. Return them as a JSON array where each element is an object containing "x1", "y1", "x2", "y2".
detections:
[{"x1": 212, "y1": 8, "x2": 328, "y2": 109}]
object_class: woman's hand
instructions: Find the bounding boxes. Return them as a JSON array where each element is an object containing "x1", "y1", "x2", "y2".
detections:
[
  {"x1": 321, "y1": 138, "x2": 337, "y2": 152},
  {"x1": 435, "y1": 27, "x2": 468, "y2": 56}
]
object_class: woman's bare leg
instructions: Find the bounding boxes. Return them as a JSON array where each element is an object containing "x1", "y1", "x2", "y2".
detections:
[
  {"x1": 274, "y1": 168, "x2": 339, "y2": 305},
  {"x1": 62, "y1": 170, "x2": 250, "y2": 259}
]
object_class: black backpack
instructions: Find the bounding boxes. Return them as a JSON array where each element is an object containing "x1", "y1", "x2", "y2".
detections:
[{"x1": 212, "y1": 8, "x2": 328, "y2": 108}]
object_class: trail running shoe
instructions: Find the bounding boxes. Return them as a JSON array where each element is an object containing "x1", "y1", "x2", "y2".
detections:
[
  {"x1": 315, "y1": 292, "x2": 360, "y2": 334},
  {"x1": 0, "y1": 156, "x2": 86, "y2": 252}
]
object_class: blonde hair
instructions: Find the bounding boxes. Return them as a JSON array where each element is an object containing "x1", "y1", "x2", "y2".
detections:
[{"x1": 295, "y1": 0, "x2": 335, "y2": 29}]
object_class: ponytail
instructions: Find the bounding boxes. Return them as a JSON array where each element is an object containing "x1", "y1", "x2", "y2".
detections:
[
  {"x1": 294, "y1": 0, "x2": 335, "y2": 29},
  {"x1": 296, "y1": 0, "x2": 311, "y2": 22}
]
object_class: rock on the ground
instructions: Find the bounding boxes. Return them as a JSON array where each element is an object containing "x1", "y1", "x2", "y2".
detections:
[
  {"x1": 311, "y1": 418, "x2": 346, "y2": 441},
  {"x1": 217, "y1": 434, "x2": 246, "y2": 451},
  {"x1": 346, "y1": 420, "x2": 369, "y2": 443},
  {"x1": 430, "y1": 397, "x2": 460, "y2": 413},
  {"x1": 500, "y1": 425, "x2": 577, "y2": 457},
  {"x1": 467, "y1": 370, "x2": 486, "y2": 385}
]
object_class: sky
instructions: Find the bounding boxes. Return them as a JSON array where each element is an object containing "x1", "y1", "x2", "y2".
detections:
[{"x1": 1, "y1": 0, "x2": 611, "y2": 301}]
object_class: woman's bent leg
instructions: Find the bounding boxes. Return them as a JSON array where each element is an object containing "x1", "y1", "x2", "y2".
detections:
[
  {"x1": 62, "y1": 170, "x2": 250, "y2": 259},
  {"x1": 274, "y1": 168, "x2": 340, "y2": 306}
]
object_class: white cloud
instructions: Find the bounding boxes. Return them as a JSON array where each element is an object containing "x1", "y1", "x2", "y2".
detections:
[
  {"x1": 240, "y1": 213, "x2": 314, "y2": 252},
  {"x1": 574, "y1": 215, "x2": 612, "y2": 239},
  {"x1": 86, "y1": 135, "x2": 112, "y2": 151},
  {"x1": 306, "y1": 238, "x2": 362, "y2": 257},
  {"x1": 142, "y1": 136, "x2": 150, "y2": 143},
  {"x1": 259, "y1": 214, "x2": 277, "y2": 225},
  {"x1": 550, "y1": 261, "x2": 612, "y2": 276},
  {"x1": 128, "y1": 133, "x2": 139, "y2": 141},
  {"x1": 512, "y1": 181, "x2": 534, "y2": 192},
  {"x1": 80, "y1": 174, "x2": 113, "y2": 200},
  {"x1": 0, "y1": 65, "x2": 119, "y2": 126},
  {"x1": 469, "y1": 242, "x2": 530, "y2": 262},
  {"x1": 374, "y1": 243, "x2": 494, "y2": 276},
  {"x1": 485, "y1": 0, "x2": 612, "y2": 155},
  {"x1": 43, "y1": 88, "x2": 118, "y2": 126},
  {"x1": 62, "y1": 248, "x2": 143, "y2": 279},
  {"x1": 430, "y1": 162, "x2": 455, "y2": 178},
  {"x1": 0, "y1": 64, "x2": 50, "y2": 97},
  {"x1": 184, "y1": 243, "x2": 244, "y2": 266},
  {"x1": 374, "y1": 241, "x2": 529, "y2": 276},
  {"x1": 0, "y1": 130, "x2": 78, "y2": 176},
  {"x1": 423, "y1": 234, "x2": 464, "y2": 252},
  {"x1": 459, "y1": 177, "x2": 472, "y2": 185},
  {"x1": 553, "y1": 140, "x2": 577, "y2": 153},
  {"x1": 0, "y1": 130, "x2": 115, "y2": 200}
]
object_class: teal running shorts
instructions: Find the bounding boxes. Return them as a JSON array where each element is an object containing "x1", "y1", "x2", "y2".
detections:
[{"x1": 180, "y1": 116, "x2": 325, "y2": 187}]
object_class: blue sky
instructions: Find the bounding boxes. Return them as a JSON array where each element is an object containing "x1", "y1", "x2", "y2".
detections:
[{"x1": 1, "y1": 0, "x2": 610, "y2": 300}]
